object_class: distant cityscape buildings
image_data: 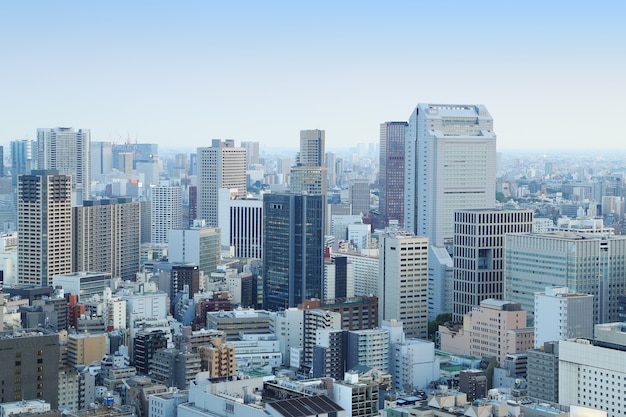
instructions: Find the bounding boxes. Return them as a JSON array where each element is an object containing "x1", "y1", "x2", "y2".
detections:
[{"x1": 4, "y1": 104, "x2": 626, "y2": 416}]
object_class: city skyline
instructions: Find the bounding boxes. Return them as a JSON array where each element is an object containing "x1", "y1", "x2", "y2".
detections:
[{"x1": 1, "y1": 2, "x2": 625, "y2": 151}]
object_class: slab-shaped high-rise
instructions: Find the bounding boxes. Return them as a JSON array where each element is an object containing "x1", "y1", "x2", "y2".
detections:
[
  {"x1": 151, "y1": 183, "x2": 183, "y2": 244},
  {"x1": 505, "y1": 231, "x2": 626, "y2": 324},
  {"x1": 18, "y1": 170, "x2": 72, "y2": 286},
  {"x1": 74, "y1": 198, "x2": 141, "y2": 281},
  {"x1": 405, "y1": 104, "x2": 496, "y2": 247}
]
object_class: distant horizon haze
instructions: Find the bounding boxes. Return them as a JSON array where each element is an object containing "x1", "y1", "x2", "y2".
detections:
[{"x1": 1, "y1": 2, "x2": 624, "y2": 151}]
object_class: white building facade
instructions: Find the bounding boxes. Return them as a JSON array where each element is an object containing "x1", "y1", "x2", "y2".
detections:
[
  {"x1": 150, "y1": 183, "x2": 183, "y2": 244},
  {"x1": 197, "y1": 140, "x2": 247, "y2": 227},
  {"x1": 378, "y1": 223, "x2": 428, "y2": 338},
  {"x1": 534, "y1": 286, "x2": 594, "y2": 349},
  {"x1": 405, "y1": 104, "x2": 496, "y2": 247},
  {"x1": 559, "y1": 324, "x2": 626, "y2": 417}
]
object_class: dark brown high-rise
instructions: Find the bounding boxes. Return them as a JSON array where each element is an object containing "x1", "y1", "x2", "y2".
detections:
[{"x1": 379, "y1": 122, "x2": 407, "y2": 227}]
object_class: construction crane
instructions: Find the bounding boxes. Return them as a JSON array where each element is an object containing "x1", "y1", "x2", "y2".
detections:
[{"x1": 112, "y1": 368, "x2": 138, "y2": 401}]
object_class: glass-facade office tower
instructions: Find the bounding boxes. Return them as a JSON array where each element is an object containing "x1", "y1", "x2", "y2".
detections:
[
  {"x1": 405, "y1": 104, "x2": 496, "y2": 247},
  {"x1": 37, "y1": 127, "x2": 91, "y2": 203},
  {"x1": 505, "y1": 231, "x2": 626, "y2": 324},
  {"x1": 90, "y1": 141, "x2": 113, "y2": 180},
  {"x1": 18, "y1": 170, "x2": 73, "y2": 286},
  {"x1": 197, "y1": 140, "x2": 247, "y2": 227},
  {"x1": 379, "y1": 121, "x2": 408, "y2": 227},
  {"x1": 262, "y1": 193, "x2": 326, "y2": 311}
]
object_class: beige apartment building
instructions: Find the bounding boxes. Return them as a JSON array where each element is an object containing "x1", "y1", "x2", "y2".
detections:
[{"x1": 440, "y1": 299, "x2": 534, "y2": 366}]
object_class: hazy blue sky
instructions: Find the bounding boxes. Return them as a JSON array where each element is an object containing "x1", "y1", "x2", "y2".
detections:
[{"x1": 1, "y1": 2, "x2": 624, "y2": 151}]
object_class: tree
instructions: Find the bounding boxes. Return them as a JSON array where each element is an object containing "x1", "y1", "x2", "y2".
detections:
[{"x1": 428, "y1": 313, "x2": 452, "y2": 341}]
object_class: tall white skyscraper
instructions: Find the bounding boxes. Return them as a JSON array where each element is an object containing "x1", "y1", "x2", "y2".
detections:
[
  {"x1": 378, "y1": 221, "x2": 429, "y2": 339},
  {"x1": 197, "y1": 140, "x2": 247, "y2": 227},
  {"x1": 405, "y1": 104, "x2": 496, "y2": 247},
  {"x1": 18, "y1": 170, "x2": 73, "y2": 286},
  {"x1": 150, "y1": 183, "x2": 183, "y2": 244},
  {"x1": 37, "y1": 127, "x2": 91, "y2": 204}
]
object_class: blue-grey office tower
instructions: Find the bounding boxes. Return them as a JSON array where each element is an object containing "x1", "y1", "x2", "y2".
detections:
[
  {"x1": 262, "y1": 193, "x2": 326, "y2": 311},
  {"x1": 10, "y1": 140, "x2": 37, "y2": 187}
]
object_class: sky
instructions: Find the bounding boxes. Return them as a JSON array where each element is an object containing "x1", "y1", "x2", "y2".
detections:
[{"x1": 1, "y1": 1, "x2": 624, "y2": 152}]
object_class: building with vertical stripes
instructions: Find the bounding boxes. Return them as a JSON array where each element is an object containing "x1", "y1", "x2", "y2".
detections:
[
  {"x1": 379, "y1": 121, "x2": 407, "y2": 227},
  {"x1": 150, "y1": 183, "x2": 183, "y2": 244},
  {"x1": 453, "y1": 208, "x2": 533, "y2": 321},
  {"x1": 74, "y1": 197, "x2": 141, "y2": 280},
  {"x1": 218, "y1": 195, "x2": 263, "y2": 259},
  {"x1": 18, "y1": 170, "x2": 72, "y2": 286},
  {"x1": 505, "y1": 230, "x2": 626, "y2": 324}
]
